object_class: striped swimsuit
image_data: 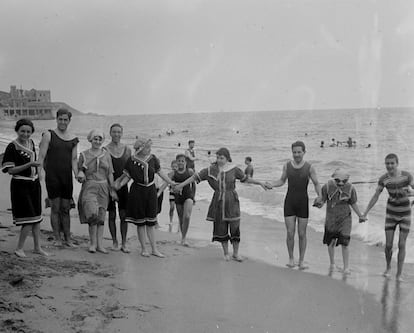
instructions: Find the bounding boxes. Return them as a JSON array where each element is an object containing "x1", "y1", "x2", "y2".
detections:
[{"x1": 378, "y1": 171, "x2": 413, "y2": 232}]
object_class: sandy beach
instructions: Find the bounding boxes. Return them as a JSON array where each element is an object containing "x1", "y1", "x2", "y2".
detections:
[{"x1": 1, "y1": 162, "x2": 406, "y2": 333}]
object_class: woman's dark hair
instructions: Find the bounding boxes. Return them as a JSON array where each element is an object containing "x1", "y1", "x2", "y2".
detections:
[
  {"x1": 110, "y1": 123, "x2": 123, "y2": 132},
  {"x1": 216, "y1": 147, "x2": 232, "y2": 162},
  {"x1": 385, "y1": 153, "x2": 399, "y2": 164},
  {"x1": 15, "y1": 118, "x2": 34, "y2": 132}
]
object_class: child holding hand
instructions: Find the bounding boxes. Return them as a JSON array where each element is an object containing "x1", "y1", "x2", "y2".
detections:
[{"x1": 317, "y1": 168, "x2": 366, "y2": 275}]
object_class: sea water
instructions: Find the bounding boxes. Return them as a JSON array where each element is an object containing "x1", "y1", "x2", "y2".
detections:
[{"x1": 1, "y1": 108, "x2": 414, "y2": 261}]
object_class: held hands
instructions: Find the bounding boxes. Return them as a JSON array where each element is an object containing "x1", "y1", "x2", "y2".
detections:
[
  {"x1": 312, "y1": 197, "x2": 324, "y2": 209},
  {"x1": 264, "y1": 182, "x2": 273, "y2": 190},
  {"x1": 76, "y1": 171, "x2": 86, "y2": 183},
  {"x1": 110, "y1": 188, "x2": 119, "y2": 201},
  {"x1": 113, "y1": 179, "x2": 122, "y2": 191},
  {"x1": 172, "y1": 182, "x2": 182, "y2": 193},
  {"x1": 30, "y1": 160, "x2": 41, "y2": 167},
  {"x1": 403, "y1": 186, "x2": 414, "y2": 196},
  {"x1": 259, "y1": 182, "x2": 269, "y2": 191},
  {"x1": 359, "y1": 214, "x2": 367, "y2": 223}
]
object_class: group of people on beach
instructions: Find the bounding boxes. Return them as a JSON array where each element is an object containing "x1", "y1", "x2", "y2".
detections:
[{"x1": 2, "y1": 109, "x2": 413, "y2": 281}]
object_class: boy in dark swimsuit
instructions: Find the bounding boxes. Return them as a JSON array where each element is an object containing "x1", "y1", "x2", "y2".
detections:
[{"x1": 265, "y1": 141, "x2": 322, "y2": 270}]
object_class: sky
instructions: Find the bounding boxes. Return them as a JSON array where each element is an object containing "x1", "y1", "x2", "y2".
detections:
[{"x1": 0, "y1": 0, "x2": 413, "y2": 115}]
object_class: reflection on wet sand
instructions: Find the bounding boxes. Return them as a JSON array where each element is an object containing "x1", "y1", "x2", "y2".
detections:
[{"x1": 381, "y1": 279, "x2": 401, "y2": 333}]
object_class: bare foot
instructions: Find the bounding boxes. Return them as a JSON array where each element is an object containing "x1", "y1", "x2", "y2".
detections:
[
  {"x1": 151, "y1": 251, "x2": 165, "y2": 258},
  {"x1": 383, "y1": 269, "x2": 391, "y2": 278},
  {"x1": 329, "y1": 264, "x2": 336, "y2": 272},
  {"x1": 286, "y1": 259, "x2": 296, "y2": 268},
  {"x1": 34, "y1": 249, "x2": 50, "y2": 256},
  {"x1": 141, "y1": 251, "x2": 150, "y2": 257},
  {"x1": 111, "y1": 242, "x2": 119, "y2": 251},
  {"x1": 14, "y1": 249, "x2": 26, "y2": 258},
  {"x1": 88, "y1": 246, "x2": 96, "y2": 253},
  {"x1": 65, "y1": 242, "x2": 78, "y2": 248},
  {"x1": 120, "y1": 246, "x2": 130, "y2": 253},
  {"x1": 53, "y1": 240, "x2": 63, "y2": 247},
  {"x1": 223, "y1": 254, "x2": 230, "y2": 261},
  {"x1": 342, "y1": 268, "x2": 351, "y2": 275},
  {"x1": 396, "y1": 275, "x2": 404, "y2": 282},
  {"x1": 298, "y1": 262, "x2": 309, "y2": 270},
  {"x1": 181, "y1": 240, "x2": 190, "y2": 247},
  {"x1": 96, "y1": 247, "x2": 108, "y2": 254},
  {"x1": 232, "y1": 255, "x2": 244, "y2": 262}
]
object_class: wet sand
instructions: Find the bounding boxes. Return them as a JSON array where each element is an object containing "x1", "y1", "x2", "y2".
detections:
[{"x1": 1, "y1": 166, "x2": 399, "y2": 333}]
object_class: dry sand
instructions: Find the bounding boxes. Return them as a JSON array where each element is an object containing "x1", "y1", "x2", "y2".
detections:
[{"x1": 0, "y1": 161, "x2": 405, "y2": 332}]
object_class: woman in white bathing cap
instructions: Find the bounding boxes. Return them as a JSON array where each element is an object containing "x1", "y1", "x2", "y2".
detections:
[
  {"x1": 77, "y1": 129, "x2": 117, "y2": 254},
  {"x1": 114, "y1": 136, "x2": 175, "y2": 258}
]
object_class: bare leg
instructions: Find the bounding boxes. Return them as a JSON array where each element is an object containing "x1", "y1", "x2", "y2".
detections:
[
  {"x1": 396, "y1": 230, "x2": 409, "y2": 280},
  {"x1": 146, "y1": 226, "x2": 164, "y2": 257},
  {"x1": 15, "y1": 224, "x2": 31, "y2": 257},
  {"x1": 297, "y1": 217, "x2": 308, "y2": 269},
  {"x1": 137, "y1": 225, "x2": 149, "y2": 256},
  {"x1": 32, "y1": 222, "x2": 49, "y2": 256},
  {"x1": 50, "y1": 198, "x2": 63, "y2": 245},
  {"x1": 60, "y1": 198, "x2": 75, "y2": 247},
  {"x1": 232, "y1": 242, "x2": 243, "y2": 262},
  {"x1": 180, "y1": 199, "x2": 193, "y2": 246},
  {"x1": 342, "y1": 245, "x2": 350, "y2": 274},
  {"x1": 108, "y1": 209, "x2": 118, "y2": 249},
  {"x1": 169, "y1": 201, "x2": 175, "y2": 232},
  {"x1": 119, "y1": 209, "x2": 129, "y2": 252},
  {"x1": 88, "y1": 224, "x2": 97, "y2": 252},
  {"x1": 384, "y1": 229, "x2": 395, "y2": 277},
  {"x1": 96, "y1": 224, "x2": 108, "y2": 253},
  {"x1": 221, "y1": 241, "x2": 230, "y2": 261},
  {"x1": 284, "y1": 216, "x2": 296, "y2": 267},
  {"x1": 328, "y1": 239, "x2": 335, "y2": 271},
  {"x1": 176, "y1": 204, "x2": 184, "y2": 241}
]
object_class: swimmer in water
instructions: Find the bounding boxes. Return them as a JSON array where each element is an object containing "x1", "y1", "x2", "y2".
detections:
[{"x1": 320, "y1": 141, "x2": 325, "y2": 148}]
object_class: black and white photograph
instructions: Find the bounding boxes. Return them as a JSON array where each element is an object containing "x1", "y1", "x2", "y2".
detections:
[{"x1": 1, "y1": 1, "x2": 413, "y2": 332}]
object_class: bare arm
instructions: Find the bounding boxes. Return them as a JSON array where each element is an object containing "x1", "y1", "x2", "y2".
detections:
[
  {"x1": 363, "y1": 187, "x2": 382, "y2": 216},
  {"x1": 37, "y1": 131, "x2": 50, "y2": 167},
  {"x1": 351, "y1": 203, "x2": 365, "y2": 221},
  {"x1": 269, "y1": 164, "x2": 287, "y2": 188},
  {"x1": 244, "y1": 177, "x2": 267, "y2": 190},
  {"x1": 309, "y1": 165, "x2": 322, "y2": 198},
  {"x1": 174, "y1": 174, "x2": 197, "y2": 191},
  {"x1": 71, "y1": 144, "x2": 78, "y2": 177},
  {"x1": 6, "y1": 161, "x2": 40, "y2": 175},
  {"x1": 157, "y1": 169, "x2": 175, "y2": 186},
  {"x1": 157, "y1": 171, "x2": 174, "y2": 196},
  {"x1": 114, "y1": 173, "x2": 130, "y2": 190}
]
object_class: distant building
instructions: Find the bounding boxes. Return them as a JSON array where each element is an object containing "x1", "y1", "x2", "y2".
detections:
[{"x1": 0, "y1": 85, "x2": 54, "y2": 120}]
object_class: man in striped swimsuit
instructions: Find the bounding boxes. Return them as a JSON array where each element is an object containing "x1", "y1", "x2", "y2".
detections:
[{"x1": 364, "y1": 153, "x2": 414, "y2": 281}]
